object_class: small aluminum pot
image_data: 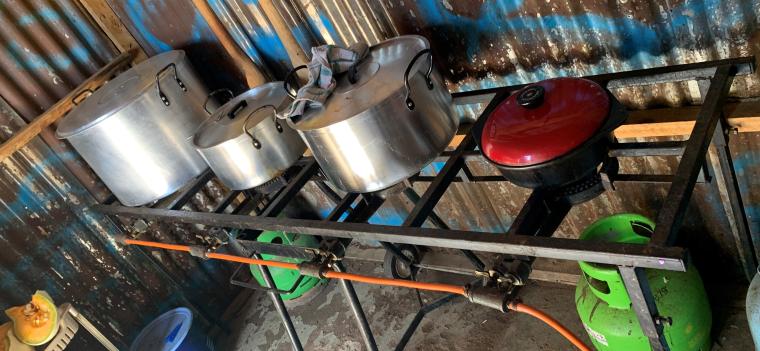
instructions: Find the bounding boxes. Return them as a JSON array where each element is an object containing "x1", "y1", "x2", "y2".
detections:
[
  {"x1": 192, "y1": 82, "x2": 305, "y2": 190},
  {"x1": 288, "y1": 35, "x2": 458, "y2": 193},
  {"x1": 57, "y1": 50, "x2": 209, "y2": 206}
]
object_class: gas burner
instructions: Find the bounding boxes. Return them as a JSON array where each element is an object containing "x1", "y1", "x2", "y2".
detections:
[
  {"x1": 555, "y1": 157, "x2": 619, "y2": 205},
  {"x1": 254, "y1": 175, "x2": 289, "y2": 194},
  {"x1": 555, "y1": 172, "x2": 604, "y2": 205}
]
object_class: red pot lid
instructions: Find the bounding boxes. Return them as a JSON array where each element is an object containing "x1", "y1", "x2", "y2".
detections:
[{"x1": 481, "y1": 77, "x2": 610, "y2": 167}]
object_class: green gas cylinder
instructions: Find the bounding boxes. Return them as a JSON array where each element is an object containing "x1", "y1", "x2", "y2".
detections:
[
  {"x1": 250, "y1": 230, "x2": 325, "y2": 300},
  {"x1": 575, "y1": 214, "x2": 711, "y2": 350}
]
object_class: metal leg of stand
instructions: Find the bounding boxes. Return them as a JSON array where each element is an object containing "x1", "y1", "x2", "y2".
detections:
[
  {"x1": 394, "y1": 294, "x2": 460, "y2": 351},
  {"x1": 401, "y1": 187, "x2": 485, "y2": 270},
  {"x1": 619, "y1": 266, "x2": 668, "y2": 351},
  {"x1": 335, "y1": 261, "x2": 378, "y2": 351},
  {"x1": 255, "y1": 253, "x2": 303, "y2": 351},
  {"x1": 711, "y1": 124, "x2": 758, "y2": 280},
  {"x1": 696, "y1": 78, "x2": 758, "y2": 280}
]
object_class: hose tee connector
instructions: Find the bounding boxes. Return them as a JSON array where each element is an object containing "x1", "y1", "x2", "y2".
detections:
[
  {"x1": 298, "y1": 261, "x2": 329, "y2": 279},
  {"x1": 464, "y1": 285, "x2": 511, "y2": 313}
]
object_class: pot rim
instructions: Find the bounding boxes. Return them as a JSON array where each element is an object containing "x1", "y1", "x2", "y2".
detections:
[{"x1": 57, "y1": 50, "x2": 188, "y2": 139}]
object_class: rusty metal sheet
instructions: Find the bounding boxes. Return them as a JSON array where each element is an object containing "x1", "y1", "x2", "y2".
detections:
[
  {"x1": 0, "y1": 2, "x2": 238, "y2": 347},
  {"x1": 115, "y1": 0, "x2": 760, "y2": 107},
  {"x1": 277, "y1": 0, "x2": 760, "y2": 113},
  {"x1": 379, "y1": 0, "x2": 760, "y2": 96},
  {"x1": 107, "y1": 0, "x2": 248, "y2": 92}
]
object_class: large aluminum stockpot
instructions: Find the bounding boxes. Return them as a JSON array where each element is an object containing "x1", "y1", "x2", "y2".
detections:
[
  {"x1": 56, "y1": 50, "x2": 209, "y2": 206},
  {"x1": 192, "y1": 82, "x2": 305, "y2": 190},
  {"x1": 288, "y1": 35, "x2": 458, "y2": 193}
]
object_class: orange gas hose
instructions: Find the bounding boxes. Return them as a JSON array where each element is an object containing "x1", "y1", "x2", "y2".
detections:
[
  {"x1": 323, "y1": 271, "x2": 466, "y2": 295},
  {"x1": 209, "y1": 252, "x2": 465, "y2": 295},
  {"x1": 124, "y1": 238, "x2": 192, "y2": 252},
  {"x1": 508, "y1": 302, "x2": 592, "y2": 351},
  {"x1": 122, "y1": 238, "x2": 587, "y2": 350},
  {"x1": 207, "y1": 252, "x2": 299, "y2": 270}
]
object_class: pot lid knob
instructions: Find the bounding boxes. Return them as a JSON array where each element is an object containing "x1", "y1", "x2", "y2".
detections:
[{"x1": 516, "y1": 85, "x2": 545, "y2": 108}]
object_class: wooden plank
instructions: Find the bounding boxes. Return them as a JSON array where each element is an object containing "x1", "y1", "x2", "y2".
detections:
[
  {"x1": 615, "y1": 102, "x2": 760, "y2": 138},
  {"x1": 76, "y1": 0, "x2": 148, "y2": 63},
  {"x1": 0, "y1": 51, "x2": 135, "y2": 161},
  {"x1": 447, "y1": 101, "x2": 760, "y2": 148},
  {"x1": 259, "y1": 0, "x2": 309, "y2": 80},
  {"x1": 191, "y1": 0, "x2": 268, "y2": 88}
]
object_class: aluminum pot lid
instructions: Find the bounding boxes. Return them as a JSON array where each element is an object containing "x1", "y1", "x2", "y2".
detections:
[
  {"x1": 57, "y1": 51, "x2": 186, "y2": 139},
  {"x1": 292, "y1": 35, "x2": 430, "y2": 131},
  {"x1": 481, "y1": 77, "x2": 610, "y2": 167},
  {"x1": 193, "y1": 82, "x2": 291, "y2": 149}
]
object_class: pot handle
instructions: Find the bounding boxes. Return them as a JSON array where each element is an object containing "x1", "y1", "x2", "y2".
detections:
[
  {"x1": 243, "y1": 105, "x2": 279, "y2": 150},
  {"x1": 283, "y1": 65, "x2": 308, "y2": 99},
  {"x1": 403, "y1": 48, "x2": 434, "y2": 111},
  {"x1": 204, "y1": 88, "x2": 234, "y2": 115},
  {"x1": 227, "y1": 100, "x2": 248, "y2": 120},
  {"x1": 156, "y1": 63, "x2": 187, "y2": 107}
]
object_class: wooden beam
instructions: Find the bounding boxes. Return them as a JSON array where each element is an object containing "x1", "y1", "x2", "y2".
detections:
[
  {"x1": 448, "y1": 101, "x2": 760, "y2": 148},
  {"x1": 76, "y1": 0, "x2": 148, "y2": 63},
  {"x1": 615, "y1": 102, "x2": 760, "y2": 138},
  {"x1": 259, "y1": 0, "x2": 309, "y2": 80},
  {"x1": 191, "y1": 0, "x2": 268, "y2": 88},
  {"x1": 0, "y1": 51, "x2": 135, "y2": 161}
]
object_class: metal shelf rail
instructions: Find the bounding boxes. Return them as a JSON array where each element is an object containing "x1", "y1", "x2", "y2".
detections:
[{"x1": 95, "y1": 56, "x2": 756, "y2": 351}]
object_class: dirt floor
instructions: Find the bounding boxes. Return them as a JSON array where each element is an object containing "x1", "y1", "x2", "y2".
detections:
[{"x1": 216, "y1": 259, "x2": 754, "y2": 351}]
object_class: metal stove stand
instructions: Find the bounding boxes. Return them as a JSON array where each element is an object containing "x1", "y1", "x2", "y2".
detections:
[{"x1": 96, "y1": 57, "x2": 756, "y2": 351}]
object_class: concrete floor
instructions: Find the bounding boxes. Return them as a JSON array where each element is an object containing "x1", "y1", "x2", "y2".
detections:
[{"x1": 218, "y1": 261, "x2": 754, "y2": 350}]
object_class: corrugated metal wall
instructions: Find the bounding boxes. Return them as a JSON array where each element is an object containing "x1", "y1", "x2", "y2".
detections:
[
  {"x1": 2, "y1": 0, "x2": 760, "y2": 346},
  {"x1": 112, "y1": 0, "x2": 760, "y2": 120},
  {"x1": 108, "y1": 0, "x2": 249, "y2": 93},
  {"x1": 199, "y1": 0, "x2": 760, "y2": 106},
  {"x1": 0, "y1": 1, "x2": 236, "y2": 348}
]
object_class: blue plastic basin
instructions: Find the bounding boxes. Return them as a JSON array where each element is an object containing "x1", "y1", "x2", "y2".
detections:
[{"x1": 130, "y1": 307, "x2": 214, "y2": 351}]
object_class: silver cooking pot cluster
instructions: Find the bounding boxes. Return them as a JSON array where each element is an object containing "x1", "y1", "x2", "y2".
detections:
[{"x1": 57, "y1": 35, "x2": 457, "y2": 206}]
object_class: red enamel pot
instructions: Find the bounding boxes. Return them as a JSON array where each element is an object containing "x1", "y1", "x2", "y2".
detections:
[{"x1": 477, "y1": 78, "x2": 627, "y2": 190}]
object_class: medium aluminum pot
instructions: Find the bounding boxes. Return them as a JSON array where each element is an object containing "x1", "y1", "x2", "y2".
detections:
[
  {"x1": 192, "y1": 82, "x2": 305, "y2": 190},
  {"x1": 57, "y1": 50, "x2": 209, "y2": 206},
  {"x1": 287, "y1": 35, "x2": 458, "y2": 193}
]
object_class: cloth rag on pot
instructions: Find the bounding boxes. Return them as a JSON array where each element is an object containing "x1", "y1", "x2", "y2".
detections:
[{"x1": 283, "y1": 42, "x2": 368, "y2": 120}]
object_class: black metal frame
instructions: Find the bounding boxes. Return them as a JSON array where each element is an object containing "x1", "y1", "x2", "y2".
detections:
[{"x1": 95, "y1": 56, "x2": 757, "y2": 351}]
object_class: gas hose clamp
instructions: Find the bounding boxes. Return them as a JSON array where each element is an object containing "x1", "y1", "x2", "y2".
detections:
[
  {"x1": 298, "y1": 261, "x2": 330, "y2": 279},
  {"x1": 188, "y1": 245, "x2": 209, "y2": 260}
]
